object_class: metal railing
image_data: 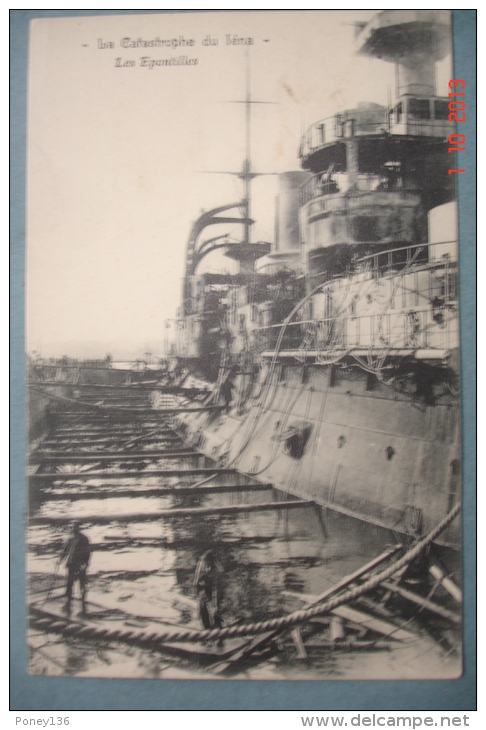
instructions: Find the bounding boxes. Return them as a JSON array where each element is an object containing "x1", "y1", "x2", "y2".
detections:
[
  {"x1": 299, "y1": 173, "x2": 419, "y2": 207},
  {"x1": 253, "y1": 306, "x2": 458, "y2": 356},
  {"x1": 356, "y1": 241, "x2": 457, "y2": 276},
  {"x1": 299, "y1": 112, "x2": 453, "y2": 160},
  {"x1": 251, "y1": 254, "x2": 459, "y2": 356}
]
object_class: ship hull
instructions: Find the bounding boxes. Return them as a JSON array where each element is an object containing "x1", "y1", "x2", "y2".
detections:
[{"x1": 176, "y1": 360, "x2": 461, "y2": 550}]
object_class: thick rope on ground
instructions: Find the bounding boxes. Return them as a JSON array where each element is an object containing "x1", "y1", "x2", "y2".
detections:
[{"x1": 29, "y1": 503, "x2": 460, "y2": 647}]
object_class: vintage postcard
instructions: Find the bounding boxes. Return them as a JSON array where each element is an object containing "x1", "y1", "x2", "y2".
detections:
[{"x1": 25, "y1": 10, "x2": 468, "y2": 682}]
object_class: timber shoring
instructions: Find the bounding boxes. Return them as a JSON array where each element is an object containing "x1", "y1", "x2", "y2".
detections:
[
  {"x1": 30, "y1": 381, "x2": 210, "y2": 396},
  {"x1": 34, "y1": 450, "x2": 199, "y2": 462},
  {"x1": 34, "y1": 482, "x2": 274, "y2": 500},
  {"x1": 42, "y1": 436, "x2": 183, "y2": 446},
  {"x1": 30, "y1": 467, "x2": 235, "y2": 482},
  {"x1": 29, "y1": 498, "x2": 311, "y2": 524},
  {"x1": 30, "y1": 384, "x2": 222, "y2": 415},
  {"x1": 29, "y1": 503, "x2": 460, "y2": 648}
]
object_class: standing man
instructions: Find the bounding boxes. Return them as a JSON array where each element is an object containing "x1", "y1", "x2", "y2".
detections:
[
  {"x1": 61, "y1": 521, "x2": 91, "y2": 615},
  {"x1": 220, "y1": 375, "x2": 235, "y2": 412},
  {"x1": 194, "y1": 550, "x2": 223, "y2": 631}
]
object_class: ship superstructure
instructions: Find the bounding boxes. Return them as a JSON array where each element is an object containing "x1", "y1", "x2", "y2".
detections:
[{"x1": 174, "y1": 10, "x2": 461, "y2": 550}]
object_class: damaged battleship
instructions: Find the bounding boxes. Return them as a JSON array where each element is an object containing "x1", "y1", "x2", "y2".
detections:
[{"x1": 27, "y1": 10, "x2": 463, "y2": 680}]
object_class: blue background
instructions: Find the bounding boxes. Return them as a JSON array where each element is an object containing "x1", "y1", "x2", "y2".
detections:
[{"x1": 10, "y1": 9, "x2": 476, "y2": 711}]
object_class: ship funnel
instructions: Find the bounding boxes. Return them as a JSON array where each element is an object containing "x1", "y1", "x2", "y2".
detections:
[{"x1": 274, "y1": 172, "x2": 311, "y2": 255}]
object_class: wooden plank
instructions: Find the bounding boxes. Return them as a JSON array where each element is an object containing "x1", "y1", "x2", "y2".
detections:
[
  {"x1": 294, "y1": 640, "x2": 391, "y2": 651},
  {"x1": 45, "y1": 428, "x2": 179, "y2": 435},
  {"x1": 35, "y1": 450, "x2": 198, "y2": 462},
  {"x1": 290, "y1": 627, "x2": 307, "y2": 659},
  {"x1": 29, "y1": 601, "x2": 247, "y2": 661},
  {"x1": 283, "y1": 591, "x2": 318, "y2": 602},
  {"x1": 30, "y1": 467, "x2": 235, "y2": 482},
  {"x1": 54, "y1": 413, "x2": 171, "y2": 419},
  {"x1": 209, "y1": 631, "x2": 278, "y2": 674},
  {"x1": 37, "y1": 483, "x2": 274, "y2": 500},
  {"x1": 36, "y1": 470, "x2": 218, "y2": 495},
  {"x1": 46, "y1": 426, "x2": 176, "y2": 434},
  {"x1": 329, "y1": 616, "x2": 345, "y2": 642},
  {"x1": 429, "y1": 564, "x2": 463, "y2": 603},
  {"x1": 331, "y1": 605, "x2": 416, "y2": 641},
  {"x1": 29, "y1": 499, "x2": 310, "y2": 524},
  {"x1": 381, "y1": 581, "x2": 461, "y2": 624},
  {"x1": 50, "y1": 425, "x2": 176, "y2": 434},
  {"x1": 285, "y1": 592, "x2": 416, "y2": 640},
  {"x1": 118, "y1": 428, "x2": 167, "y2": 450},
  {"x1": 30, "y1": 382, "x2": 210, "y2": 396},
  {"x1": 162, "y1": 639, "x2": 246, "y2": 661},
  {"x1": 356, "y1": 596, "x2": 400, "y2": 620},
  {"x1": 286, "y1": 545, "x2": 403, "y2": 609},
  {"x1": 43, "y1": 437, "x2": 182, "y2": 447},
  {"x1": 68, "y1": 395, "x2": 152, "y2": 401},
  {"x1": 30, "y1": 387, "x2": 223, "y2": 414},
  {"x1": 210, "y1": 544, "x2": 403, "y2": 674}
]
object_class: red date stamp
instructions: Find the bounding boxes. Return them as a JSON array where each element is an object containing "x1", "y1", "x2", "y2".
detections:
[{"x1": 448, "y1": 79, "x2": 465, "y2": 174}]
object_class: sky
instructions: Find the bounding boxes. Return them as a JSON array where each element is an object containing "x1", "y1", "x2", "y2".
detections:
[{"x1": 26, "y1": 10, "x2": 452, "y2": 360}]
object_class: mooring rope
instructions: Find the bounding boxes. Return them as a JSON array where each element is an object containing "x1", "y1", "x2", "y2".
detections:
[{"x1": 29, "y1": 503, "x2": 460, "y2": 648}]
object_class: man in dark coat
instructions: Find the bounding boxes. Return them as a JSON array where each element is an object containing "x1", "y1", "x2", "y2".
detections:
[
  {"x1": 194, "y1": 550, "x2": 223, "y2": 631},
  {"x1": 61, "y1": 522, "x2": 91, "y2": 614},
  {"x1": 220, "y1": 377, "x2": 235, "y2": 412}
]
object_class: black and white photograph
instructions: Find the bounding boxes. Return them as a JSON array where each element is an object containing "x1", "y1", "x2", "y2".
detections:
[{"x1": 25, "y1": 10, "x2": 464, "y2": 681}]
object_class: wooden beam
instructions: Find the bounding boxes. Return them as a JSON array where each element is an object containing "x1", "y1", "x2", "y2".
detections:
[
  {"x1": 291, "y1": 544, "x2": 404, "y2": 608},
  {"x1": 34, "y1": 450, "x2": 198, "y2": 462},
  {"x1": 62, "y1": 395, "x2": 153, "y2": 401},
  {"x1": 285, "y1": 593, "x2": 416, "y2": 640},
  {"x1": 30, "y1": 381, "x2": 210, "y2": 396},
  {"x1": 30, "y1": 467, "x2": 234, "y2": 482},
  {"x1": 429, "y1": 564, "x2": 463, "y2": 603},
  {"x1": 381, "y1": 581, "x2": 461, "y2": 624},
  {"x1": 329, "y1": 616, "x2": 345, "y2": 642},
  {"x1": 30, "y1": 387, "x2": 222, "y2": 415},
  {"x1": 43, "y1": 436, "x2": 182, "y2": 446},
  {"x1": 29, "y1": 499, "x2": 310, "y2": 524},
  {"x1": 210, "y1": 544, "x2": 403, "y2": 674},
  {"x1": 293, "y1": 640, "x2": 391, "y2": 651},
  {"x1": 35, "y1": 482, "x2": 274, "y2": 500},
  {"x1": 290, "y1": 628, "x2": 307, "y2": 659},
  {"x1": 330, "y1": 605, "x2": 416, "y2": 641},
  {"x1": 48, "y1": 428, "x2": 176, "y2": 437}
]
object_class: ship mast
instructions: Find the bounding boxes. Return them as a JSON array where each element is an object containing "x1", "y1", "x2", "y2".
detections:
[
  {"x1": 244, "y1": 50, "x2": 252, "y2": 246},
  {"x1": 188, "y1": 51, "x2": 274, "y2": 277},
  {"x1": 219, "y1": 49, "x2": 275, "y2": 273}
]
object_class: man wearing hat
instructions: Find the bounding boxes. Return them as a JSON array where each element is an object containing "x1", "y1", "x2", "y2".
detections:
[{"x1": 60, "y1": 521, "x2": 91, "y2": 615}]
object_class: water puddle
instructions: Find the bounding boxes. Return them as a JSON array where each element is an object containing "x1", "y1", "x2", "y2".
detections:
[{"x1": 28, "y1": 438, "x2": 461, "y2": 680}]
